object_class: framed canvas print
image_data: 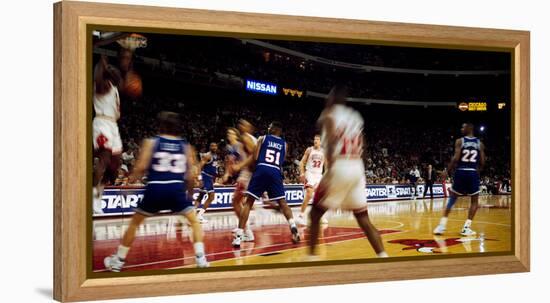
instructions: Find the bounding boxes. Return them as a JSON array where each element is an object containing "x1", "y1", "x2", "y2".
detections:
[{"x1": 53, "y1": 1, "x2": 530, "y2": 302}]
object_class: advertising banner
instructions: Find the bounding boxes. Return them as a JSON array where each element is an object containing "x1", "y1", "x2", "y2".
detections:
[{"x1": 95, "y1": 183, "x2": 450, "y2": 217}]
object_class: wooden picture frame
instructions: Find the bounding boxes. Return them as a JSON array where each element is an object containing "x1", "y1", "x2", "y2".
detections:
[{"x1": 53, "y1": 1, "x2": 530, "y2": 301}]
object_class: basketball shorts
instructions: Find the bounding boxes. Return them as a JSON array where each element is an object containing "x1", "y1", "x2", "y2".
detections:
[
  {"x1": 200, "y1": 172, "x2": 215, "y2": 193},
  {"x1": 313, "y1": 159, "x2": 369, "y2": 214},
  {"x1": 305, "y1": 171, "x2": 323, "y2": 189},
  {"x1": 135, "y1": 182, "x2": 194, "y2": 216},
  {"x1": 450, "y1": 169, "x2": 480, "y2": 196},
  {"x1": 237, "y1": 169, "x2": 252, "y2": 188},
  {"x1": 234, "y1": 169, "x2": 252, "y2": 197},
  {"x1": 93, "y1": 117, "x2": 123, "y2": 154},
  {"x1": 245, "y1": 166, "x2": 285, "y2": 201}
]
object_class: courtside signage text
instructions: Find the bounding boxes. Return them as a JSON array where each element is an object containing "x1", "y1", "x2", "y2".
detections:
[{"x1": 95, "y1": 184, "x2": 450, "y2": 217}]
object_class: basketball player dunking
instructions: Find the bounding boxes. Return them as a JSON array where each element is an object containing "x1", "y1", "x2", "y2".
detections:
[
  {"x1": 297, "y1": 135, "x2": 327, "y2": 225},
  {"x1": 232, "y1": 121, "x2": 299, "y2": 247},
  {"x1": 104, "y1": 112, "x2": 209, "y2": 271},
  {"x1": 434, "y1": 123, "x2": 485, "y2": 236},
  {"x1": 194, "y1": 142, "x2": 219, "y2": 223},
  {"x1": 309, "y1": 85, "x2": 388, "y2": 258},
  {"x1": 92, "y1": 55, "x2": 123, "y2": 214}
]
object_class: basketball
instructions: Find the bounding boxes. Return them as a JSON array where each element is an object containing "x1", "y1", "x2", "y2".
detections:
[{"x1": 123, "y1": 71, "x2": 142, "y2": 99}]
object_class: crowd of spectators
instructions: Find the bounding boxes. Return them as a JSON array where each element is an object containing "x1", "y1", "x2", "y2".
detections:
[{"x1": 112, "y1": 89, "x2": 510, "y2": 188}]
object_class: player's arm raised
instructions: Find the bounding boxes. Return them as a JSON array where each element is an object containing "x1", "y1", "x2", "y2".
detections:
[
  {"x1": 447, "y1": 138, "x2": 462, "y2": 173},
  {"x1": 299, "y1": 147, "x2": 311, "y2": 184},
  {"x1": 129, "y1": 138, "x2": 155, "y2": 184},
  {"x1": 94, "y1": 55, "x2": 109, "y2": 95},
  {"x1": 185, "y1": 145, "x2": 199, "y2": 193}
]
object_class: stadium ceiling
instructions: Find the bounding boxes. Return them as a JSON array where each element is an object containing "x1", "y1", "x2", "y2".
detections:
[
  {"x1": 306, "y1": 91, "x2": 456, "y2": 107},
  {"x1": 94, "y1": 47, "x2": 471, "y2": 107},
  {"x1": 241, "y1": 39, "x2": 509, "y2": 76}
]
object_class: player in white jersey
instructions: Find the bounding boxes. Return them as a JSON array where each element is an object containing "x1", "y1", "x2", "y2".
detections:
[
  {"x1": 228, "y1": 119, "x2": 258, "y2": 241},
  {"x1": 92, "y1": 55, "x2": 123, "y2": 214},
  {"x1": 308, "y1": 85, "x2": 388, "y2": 258},
  {"x1": 235, "y1": 119, "x2": 258, "y2": 191},
  {"x1": 223, "y1": 127, "x2": 244, "y2": 186},
  {"x1": 297, "y1": 135, "x2": 327, "y2": 225}
]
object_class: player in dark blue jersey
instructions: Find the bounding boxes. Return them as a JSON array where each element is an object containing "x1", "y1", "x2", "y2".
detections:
[
  {"x1": 104, "y1": 112, "x2": 209, "y2": 271},
  {"x1": 232, "y1": 121, "x2": 299, "y2": 247},
  {"x1": 434, "y1": 122, "x2": 485, "y2": 236},
  {"x1": 193, "y1": 142, "x2": 219, "y2": 223}
]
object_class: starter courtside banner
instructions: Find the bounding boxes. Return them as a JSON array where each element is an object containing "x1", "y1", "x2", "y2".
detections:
[{"x1": 95, "y1": 183, "x2": 451, "y2": 217}]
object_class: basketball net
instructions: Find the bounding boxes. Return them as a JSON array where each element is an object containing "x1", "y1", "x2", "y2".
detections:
[{"x1": 117, "y1": 33, "x2": 148, "y2": 51}]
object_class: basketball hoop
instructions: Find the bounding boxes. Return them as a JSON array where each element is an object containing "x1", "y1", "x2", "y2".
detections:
[{"x1": 117, "y1": 33, "x2": 148, "y2": 51}]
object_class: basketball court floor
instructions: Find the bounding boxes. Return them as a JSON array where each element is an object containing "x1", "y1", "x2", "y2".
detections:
[{"x1": 92, "y1": 195, "x2": 511, "y2": 272}]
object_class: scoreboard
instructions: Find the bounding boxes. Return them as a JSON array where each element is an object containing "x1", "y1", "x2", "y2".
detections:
[{"x1": 458, "y1": 101, "x2": 507, "y2": 112}]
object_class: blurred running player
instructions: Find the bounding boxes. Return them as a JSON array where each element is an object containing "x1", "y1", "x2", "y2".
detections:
[
  {"x1": 230, "y1": 120, "x2": 259, "y2": 241},
  {"x1": 92, "y1": 55, "x2": 123, "y2": 214},
  {"x1": 104, "y1": 112, "x2": 209, "y2": 271},
  {"x1": 297, "y1": 135, "x2": 327, "y2": 225},
  {"x1": 232, "y1": 121, "x2": 299, "y2": 247},
  {"x1": 223, "y1": 127, "x2": 256, "y2": 242},
  {"x1": 309, "y1": 85, "x2": 388, "y2": 258},
  {"x1": 234, "y1": 119, "x2": 259, "y2": 207},
  {"x1": 433, "y1": 123, "x2": 485, "y2": 236},
  {"x1": 194, "y1": 142, "x2": 219, "y2": 223},
  {"x1": 223, "y1": 127, "x2": 243, "y2": 185}
]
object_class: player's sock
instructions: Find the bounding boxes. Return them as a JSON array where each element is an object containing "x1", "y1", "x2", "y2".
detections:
[
  {"x1": 234, "y1": 228, "x2": 244, "y2": 237},
  {"x1": 193, "y1": 242, "x2": 205, "y2": 258},
  {"x1": 288, "y1": 218, "x2": 297, "y2": 229},
  {"x1": 116, "y1": 245, "x2": 129, "y2": 260},
  {"x1": 439, "y1": 216, "x2": 448, "y2": 227},
  {"x1": 446, "y1": 196, "x2": 458, "y2": 210},
  {"x1": 377, "y1": 251, "x2": 389, "y2": 258},
  {"x1": 463, "y1": 219, "x2": 472, "y2": 229}
]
